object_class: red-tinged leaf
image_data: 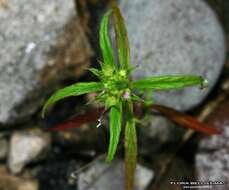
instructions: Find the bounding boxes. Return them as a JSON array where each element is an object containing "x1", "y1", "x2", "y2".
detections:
[
  {"x1": 150, "y1": 104, "x2": 221, "y2": 135},
  {"x1": 111, "y1": 0, "x2": 131, "y2": 70},
  {"x1": 48, "y1": 107, "x2": 105, "y2": 131}
]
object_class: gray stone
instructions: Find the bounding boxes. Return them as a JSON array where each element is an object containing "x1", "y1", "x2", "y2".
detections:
[
  {"x1": 138, "y1": 115, "x2": 185, "y2": 156},
  {"x1": 78, "y1": 157, "x2": 154, "y2": 190},
  {"x1": 0, "y1": 0, "x2": 92, "y2": 124},
  {"x1": 8, "y1": 129, "x2": 51, "y2": 174},
  {"x1": 140, "y1": 116, "x2": 172, "y2": 144},
  {"x1": 195, "y1": 100, "x2": 229, "y2": 190},
  {"x1": 196, "y1": 135, "x2": 229, "y2": 190},
  {"x1": 120, "y1": 0, "x2": 225, "y2": 110}
]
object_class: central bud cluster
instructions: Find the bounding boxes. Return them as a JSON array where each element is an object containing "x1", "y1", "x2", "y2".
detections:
[{"x1": 102, "y1": 69, "x2": 130, "y2": 107}]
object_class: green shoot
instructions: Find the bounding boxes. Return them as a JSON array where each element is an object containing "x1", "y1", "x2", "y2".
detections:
[{"x1": 42, "y1": 2, "x2": 208, "y2": 190}]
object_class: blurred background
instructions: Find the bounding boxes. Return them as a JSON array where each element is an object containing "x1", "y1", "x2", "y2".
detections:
[{"x1": 0, "y1": 0, "x2": 228, "y2": 190}]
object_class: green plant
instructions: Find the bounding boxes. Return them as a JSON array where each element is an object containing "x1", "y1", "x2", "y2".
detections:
[{"x1": 42, "y1": 2, "x2": 213, "y2": 190}]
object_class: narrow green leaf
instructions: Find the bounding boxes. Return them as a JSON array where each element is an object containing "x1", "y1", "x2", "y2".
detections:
[
  {"x1": 42, "y1": 82, "x2": 103, "y2": 117},
  {"x1": 100, "y1": 10, "x2": 115, "y2": 70},
  {"x1": 132, "y1": 75, "x2": 208, "y2": 90},
  {"x1": 125, "y1": 102, "x2": 137, "y2": 190},
  {"x1": 106, "y1": 102, "x2": 122, "y2": 162},
  {"x1": 88, "y1": 68, "x2": 102, "y2": 78},
  {"x1": 130, "y1": 93, "x2": 143, "y2": 102},
  {"x1": 111, "y1": 1, "x2": 130, "y2": 70}
]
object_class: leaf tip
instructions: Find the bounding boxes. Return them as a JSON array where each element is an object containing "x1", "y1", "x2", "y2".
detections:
[
  {"x1": 41, "y1": 105, "x2": 47, "y2": 118},
  {"x1": 200, "y1": 78, "x2": 209, "y2": 89},
  {"x1": 41, "y1": 100, "x2": 51, "y2": 118}
]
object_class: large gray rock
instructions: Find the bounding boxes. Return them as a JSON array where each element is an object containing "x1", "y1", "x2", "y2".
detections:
[
  {"x1": 0, "y1": 0, "x2": 92, "y2": 124},
  {"x1": 78, "y1": 157, "x2": 154, "y2": 190},
  {"x1": 120, "y1": 0, "x2": 225, "y2": 110}
]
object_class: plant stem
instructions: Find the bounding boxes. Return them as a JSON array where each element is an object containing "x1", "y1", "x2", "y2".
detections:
[{"x1": 125, "y1": 101, "x2": 137, "y2": 190}]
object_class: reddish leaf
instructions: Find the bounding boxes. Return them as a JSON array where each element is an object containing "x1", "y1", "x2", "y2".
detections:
[
  {"x1": 47, "y1": 103, "x2": 220, "y2": 135},
  {"x1": 150, "y1": 104, "x2": 221, "y2": 135},
  {"x1": 48, "y1": 107, "x2": 105, "y2": 131}
]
